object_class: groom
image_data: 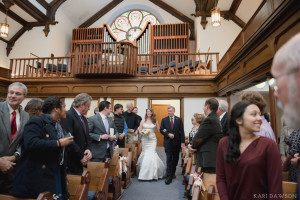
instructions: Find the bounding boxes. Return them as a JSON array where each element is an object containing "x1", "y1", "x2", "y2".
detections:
[{"x1": 160, "y1": 106, "x2": 184, "y2": 184}]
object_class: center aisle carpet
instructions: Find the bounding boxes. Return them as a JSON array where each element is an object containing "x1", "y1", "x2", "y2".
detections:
[{"x1": 121, "y1": 146, "x2": 186, "y2": 200}]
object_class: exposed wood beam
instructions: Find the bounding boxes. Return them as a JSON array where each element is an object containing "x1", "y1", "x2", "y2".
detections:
[
  {"x1": 47, "y1": 0, "x2": 66, "y2": 20},
  {"x1": 0, "y1": 37, "x2": 8, "y2": 43},
  {"x1": 0, "y1": 3, "x2": 27, "y2": 25},
  {"x1": 36, "y1": 0, "x2": 49, "y2": 9},
  {"x1": 2, "y1": 0, "x2": 14, "y2": 9},
  {"x1": 79, "y1": 0, "x2": 123, "y2": 28},
  {"x1": 230, "y1": 0, "x2": 242, "y2": 14},
  {"x1": 148, "y1": 0, "x2": 195, "y2": 39},
  {"x1": 13, "y1": 0, "x2": 48, "y2": 22}
]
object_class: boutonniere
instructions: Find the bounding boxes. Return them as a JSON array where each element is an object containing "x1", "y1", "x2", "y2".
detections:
[{"x1": 175, "y1": 117, "x2": 178, "y2": 120}]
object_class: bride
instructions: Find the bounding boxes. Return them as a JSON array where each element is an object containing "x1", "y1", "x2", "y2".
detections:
[{"x1": 136, "y1": 108, "x2": 166, "y2": 180}]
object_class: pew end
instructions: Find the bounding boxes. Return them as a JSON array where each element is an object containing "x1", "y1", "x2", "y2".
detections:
[{"x1": 67, "y1": 170, "x2": 91, "y2": 200}]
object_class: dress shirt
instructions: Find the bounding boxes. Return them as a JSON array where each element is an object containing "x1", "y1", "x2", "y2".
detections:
[
  {"x1": 219, "y1": 112, "x2": 226, "y2": 121},
  {"x1": 99, "y1": 112, "x2": 108, "y2": 141}
]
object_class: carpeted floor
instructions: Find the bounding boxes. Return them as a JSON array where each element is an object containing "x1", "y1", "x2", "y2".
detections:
[{"x1": 121, "y1": 146, "x2": 186, "y2": 200}]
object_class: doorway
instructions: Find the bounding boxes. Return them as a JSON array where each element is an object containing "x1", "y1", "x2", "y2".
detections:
[{"x1": 150, "y1": 99, "x2": 182, "y2": 146}]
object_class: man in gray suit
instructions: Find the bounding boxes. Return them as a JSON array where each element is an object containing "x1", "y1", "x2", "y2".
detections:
[
  {"x1": 88, "y1": 101, "x2": 119, "y2": 162},
  {"x1": 0, "y1": 82, "x2": 29, "y2": 194}
]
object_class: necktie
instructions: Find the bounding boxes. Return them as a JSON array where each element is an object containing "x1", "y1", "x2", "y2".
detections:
[
  {"x1": 170, "y1": 117, "x2": 174, "y2": 129},
  {"x1": 79, "y1": 115, "x2": 87, "y2": 135},
  {"x1": 104, "y1": 117, "x2": 110, "y2": 148},
  {"x1": 11, "y1": 111, "x2": 17, "y2": 141}
]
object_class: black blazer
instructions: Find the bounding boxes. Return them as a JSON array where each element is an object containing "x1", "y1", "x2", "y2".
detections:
[
  {"x1": 192, "y1": 112, "x2": 222, "y2": 168},
  {"x1": 12, "y1": 114, "x2": 68, "y2": 199},
  {"x1": 60, "y1": 107, "x2": 91, "y2": 175},
  {"x1": 160, "y1": 116, "x2": 184, "y2": 149},
  {"x1": 221, "y1": 112, "x2": 229, "y2": 137}
]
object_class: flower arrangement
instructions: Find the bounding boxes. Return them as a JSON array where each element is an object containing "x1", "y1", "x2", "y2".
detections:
[{"x1": 140, "y1": 129, "x2": 151, "y2": 136}]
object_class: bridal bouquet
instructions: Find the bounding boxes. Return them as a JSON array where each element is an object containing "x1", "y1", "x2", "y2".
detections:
[{"x1": 140, "y1": 129, "x2": 151, "y2": 136}]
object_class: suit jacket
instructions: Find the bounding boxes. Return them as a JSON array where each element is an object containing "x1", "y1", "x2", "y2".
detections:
[
  {"x1": 221, "y1": 112, "x2": 229, "y2": 137},
  {"x1": 160, "y1": 116, "x2": 184, "y2": 149},
  {"x1": 192, "y1": 112, "x2": 222, "y2": 168},
  {"x1": 60, "y1": 107, "x2": 92, "y2": 175},
  {"x1": 0, "y1": 102, "x2": 29, "y2": 157},
  {"x1": 88, "y1": 114, "x2": 119, "y2": 160},
  {"x1": 12, "y1": 114, "x2": 68, "y2": 199}
]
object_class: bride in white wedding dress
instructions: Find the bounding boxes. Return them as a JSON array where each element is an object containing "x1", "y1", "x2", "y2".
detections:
[{"x1": 136, "y1": 108, "x2": 166, "y2": 180}]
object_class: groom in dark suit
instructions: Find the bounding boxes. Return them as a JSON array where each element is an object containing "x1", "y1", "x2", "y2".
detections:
[{"x1": 160, "y1": 106, "x2": 184, "y2": 184}]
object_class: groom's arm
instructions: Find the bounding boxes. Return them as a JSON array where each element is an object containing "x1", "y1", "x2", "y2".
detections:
[{"x1": 160, "y1": 118, "x2": 169, "y2": 137}]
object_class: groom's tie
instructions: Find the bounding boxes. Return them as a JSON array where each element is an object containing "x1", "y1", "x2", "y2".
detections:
[{"x1": 170, "y1": 117, "x2": 174, "y2": 129}]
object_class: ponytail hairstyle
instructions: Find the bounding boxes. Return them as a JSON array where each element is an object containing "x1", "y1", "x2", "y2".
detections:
[{"x1": 225, "y1": 101, "x2": 251, "y2": 162}]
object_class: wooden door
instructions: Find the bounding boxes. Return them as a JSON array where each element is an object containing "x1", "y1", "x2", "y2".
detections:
[{"x1": 152, "y1": 104, "x2": 170, "y2": 146}]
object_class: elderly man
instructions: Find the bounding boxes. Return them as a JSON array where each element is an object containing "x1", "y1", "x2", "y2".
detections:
[
  {"x1": 271, "y1": 33, "x2": 300, "y2": 198},
  {"x1": 123, "y1": 103, "x2": 139, "y2": 144},
  {"x1": 0, "y1": 82, "x2": 29, "y2": 194},
  {"x1": 217, "y1": 100, "x2": 229, "y2": 137}
]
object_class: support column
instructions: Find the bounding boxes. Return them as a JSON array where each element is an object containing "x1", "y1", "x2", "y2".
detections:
[{"x1": 194, "y1": 16, "x2": 201, "y2": 53}]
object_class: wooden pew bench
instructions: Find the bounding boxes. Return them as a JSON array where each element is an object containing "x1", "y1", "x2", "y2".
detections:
[
  {"x1": 117, "y1": 148, "x2": 132, "y2": 189},
  {"x1": 283, "y1": 181, "x2": 297, "y2": 200},
  {"x1": 0, "y1": 192, "x2": 52, "y2": 200},
  {"x1": 107, "y1": 153, "x2": 122, "y2": 200},
  {"x1": 67, "y1": 170, "x2": 90, "y2": 200},
  {"x1": 125, "y1": 143, "x2": 138, "y2": 177},
  {"x1": 191, "y1": 173, "x2": 219, "y2": 200},
  {"x1": 84, "y1": 162, "x2": 109, "y2": 200}
]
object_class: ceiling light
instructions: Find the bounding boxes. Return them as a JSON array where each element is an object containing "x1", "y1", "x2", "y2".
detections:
[{"x1": 0, "y1": 10, "x2": 9, "y2": 38}]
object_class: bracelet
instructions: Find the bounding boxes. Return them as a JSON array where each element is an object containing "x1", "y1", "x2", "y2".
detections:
[{"x1": 58, "y1": 139, "x2": 61, "y2": 148}]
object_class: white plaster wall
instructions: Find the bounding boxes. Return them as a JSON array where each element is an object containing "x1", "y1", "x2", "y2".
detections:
[
  {"x1": 136, "y1": 98, "x2": 148, "y2": 121},
  {"x1": 184, "y1": 97, "x2": 226, "y2": 136},
  {"x1": 0, "y1": 42, "x2": 9, "y2": 69}
]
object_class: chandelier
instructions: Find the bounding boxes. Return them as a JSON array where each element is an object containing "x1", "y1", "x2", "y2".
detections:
[
  {"x1": 0, "y1": 10, "x2": 9, "y2": 37},
  {"x1": 211, "y1": 1, "x2": 221, "y2": 27}
]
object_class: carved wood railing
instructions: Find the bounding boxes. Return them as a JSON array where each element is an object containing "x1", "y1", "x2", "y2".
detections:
[
  {"x1": 74, "y1": 41, "x2": 138, "y2": 76},
  {"x1": 137, "y1": 52, "x2": 219, "y2": 76},
  {"x1": 10, "y1": 57, "x2": 74, "y2": 78}
]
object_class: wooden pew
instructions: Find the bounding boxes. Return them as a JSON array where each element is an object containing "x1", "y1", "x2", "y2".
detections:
[
  {"x1": 191, "y1": 173, "x2": 220, "y2": 200},
  {"x1": 185, "y1": 165, "x2": 199, "y2": 198},
  {"x1": 136, "y1": 140, "x2": 142, "y2": 157},
  {"x1": 67, "y1": 170, "x2": 90, "y2": 200},
  {"x1": 283, "y1": 181, "x2": 297, "y2": 200},
  {"x1": 84, "y1": 162, "x2": 109, "y2": 200},
  {"x1": 0, "y1": 192, "x2": 52, "y2": 200},
  {"x1": 183, "y1": 156, "x2": 193, "y2": 185},
  {"x1": 125, "y1": 143, "x2": 138, "y2": 177},
  {"x1": 107, "y1": 153, "x2": 122, "y2": 200},
  {"x1": 117, "y1": 148, "x2": 132, "y2": 189}
]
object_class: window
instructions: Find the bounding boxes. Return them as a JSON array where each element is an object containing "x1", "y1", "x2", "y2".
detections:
[{"x1": 111, "y1": 10, "x2": 160, "y2": 42}]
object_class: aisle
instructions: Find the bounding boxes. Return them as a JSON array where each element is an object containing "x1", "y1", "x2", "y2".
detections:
[{"x1": 121, "y1": 146, "x2": 186, "y2": 200}]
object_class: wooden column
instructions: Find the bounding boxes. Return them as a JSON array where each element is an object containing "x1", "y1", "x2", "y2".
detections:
[
  {"x1": 269, "y1": 86, "x2": 278, "y2": 142},
  {"x1": 226, "y1": 92, "x2": 231, "y2": 113}
]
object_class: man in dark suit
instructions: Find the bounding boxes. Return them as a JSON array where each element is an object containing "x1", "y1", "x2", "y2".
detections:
[
  {"x1": 160, "y1": 106, "x2": 184, "y2": 184},
  {"x1": 192, "y1": 98, "x2": 222, "y2": 173},
  {"x1": 217, "y1": 100, "x2": 229, "y2": 137},
  {"x1": 88, "y1": 101, "x2": 119, "y2": 162},
  {"x1": 60, "y1": 93, "x2": 93, "y2": 175},
  {"x1": 0, "y1": 82, "x2": 29, "y2": 194}
]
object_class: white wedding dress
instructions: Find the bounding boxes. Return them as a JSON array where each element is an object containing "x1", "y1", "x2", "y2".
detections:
[{"x1": 136, "y1": 123, "x2": 166, "y2": 180}]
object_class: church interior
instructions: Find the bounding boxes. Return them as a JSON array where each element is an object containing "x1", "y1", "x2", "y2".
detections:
[{"x1": 0, "y1": 0, "x2": 300, "y2": 199}]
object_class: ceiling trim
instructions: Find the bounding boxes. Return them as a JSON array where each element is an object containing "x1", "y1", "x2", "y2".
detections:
[
  {"x1": 13, "y1": 0, "x2": 48, "y2": 22},
  {"x1": 36, "y1": 0, "x2": 49, "y2": 9},
  {"x1": 0, "y1": 3, "x2": 28, "y2": 25},
  {"x1": 230, "y1": 0, "x2": 243, "y2": 14},
  {"x1": 79, "y1": 0, "x2": 124, "y2": 28},
  {"x1": 148, "y1": 0, "x2": 195, "y2": 40}
]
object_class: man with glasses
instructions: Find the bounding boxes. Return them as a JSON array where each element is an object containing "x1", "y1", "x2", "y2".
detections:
[
  {"x1": 0, "y1": 82, "x2": 29, "y2": 194},
  {"x1": 271, "y1": 33, "x2": 300, "y2": 199}
]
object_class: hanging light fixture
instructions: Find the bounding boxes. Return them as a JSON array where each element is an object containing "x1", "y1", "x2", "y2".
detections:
[
  {"x1": 0, "y1": 9, "x2": 9, "y2": 38},
  {"x1": 211, "y1": 0, "x2": 221, "y2": 27}
]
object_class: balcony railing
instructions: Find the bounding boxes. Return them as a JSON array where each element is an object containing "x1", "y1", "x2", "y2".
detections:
[
  {"x1": 10, "y1": 57, "x2": 73, "y2": 78},
  {"x1": 74, "y1": 42, "x2": 138, "y2": 76},
  {"x1": 137, "y1": 52, "x2": 219, "y2": 77}
]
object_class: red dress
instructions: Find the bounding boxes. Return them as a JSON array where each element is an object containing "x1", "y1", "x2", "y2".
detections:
[{"x1": 216, "y1": 136, "x2": 282, "y2": 200}]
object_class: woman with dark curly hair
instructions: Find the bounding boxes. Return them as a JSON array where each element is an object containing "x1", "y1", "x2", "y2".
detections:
[
  {"x1": 216, "y1": 101, "x2": 282, "y2": 200},
  {"x1": 240, "y1": 91, "x2": 276, "y2": 142},
  {"x1": 12, "y1": 96, "x2": 73, "y2": 199}
]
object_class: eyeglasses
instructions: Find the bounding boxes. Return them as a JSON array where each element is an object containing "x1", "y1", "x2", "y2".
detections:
[
  {"x1": 269, "y1": 67, "x2": 299, "y2": 91},
  {"x1": 8, "y1": 91, "x2": 24, "y2": 96}
]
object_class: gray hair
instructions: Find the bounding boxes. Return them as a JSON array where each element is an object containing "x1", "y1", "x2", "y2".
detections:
[
  {"x1": 272, "y1": 33, "x2": 300, "y2": 74},
  {"x1": 8, "y1": 82, "x2": 27, "y2": 96},
  {"x1": 218, "y1": 100, "x2": 228, "y2": 112},
  {"x1": 127, "y1": 103, "x2": 133, "y2": 107},
  {"x1": 72, "y1": 93, "x2": 92, "y2": 108},
  {"x1": 168, "y1": 106, "x2": 175, "y2": 111}
]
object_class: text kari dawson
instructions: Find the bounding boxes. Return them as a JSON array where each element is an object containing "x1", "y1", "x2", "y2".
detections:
[{"x1": 253, "y1": 193, "x2": 297, "y2": 199}]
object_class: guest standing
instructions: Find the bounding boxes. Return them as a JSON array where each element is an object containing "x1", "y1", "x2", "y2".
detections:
[
  {"x1": 24, "y1": 98, "x2": 43, "y2": 118},
  {"x1": 12, "y1": 96, "x2": 73, "y2": 199},
  {"x1": 217, "y1": 100, "x2": 229, "y2": 137},
  {"x1": 123, "y1": 103, "x2": 139, "y2": 144},
  {"x1": 188, "y1": 113, "x2": 205, "y2": 145},
  {"x1": 216, "y1": 101, "x2": 282, "y2": 200},
  {"x1": 113, "y1": 104, "x2": 128, "y2": 147}
]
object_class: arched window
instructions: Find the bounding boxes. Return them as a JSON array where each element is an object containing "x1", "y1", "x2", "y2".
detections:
[{"x1": 110, "y1": 10, "x2": 160, "y2": 42}]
